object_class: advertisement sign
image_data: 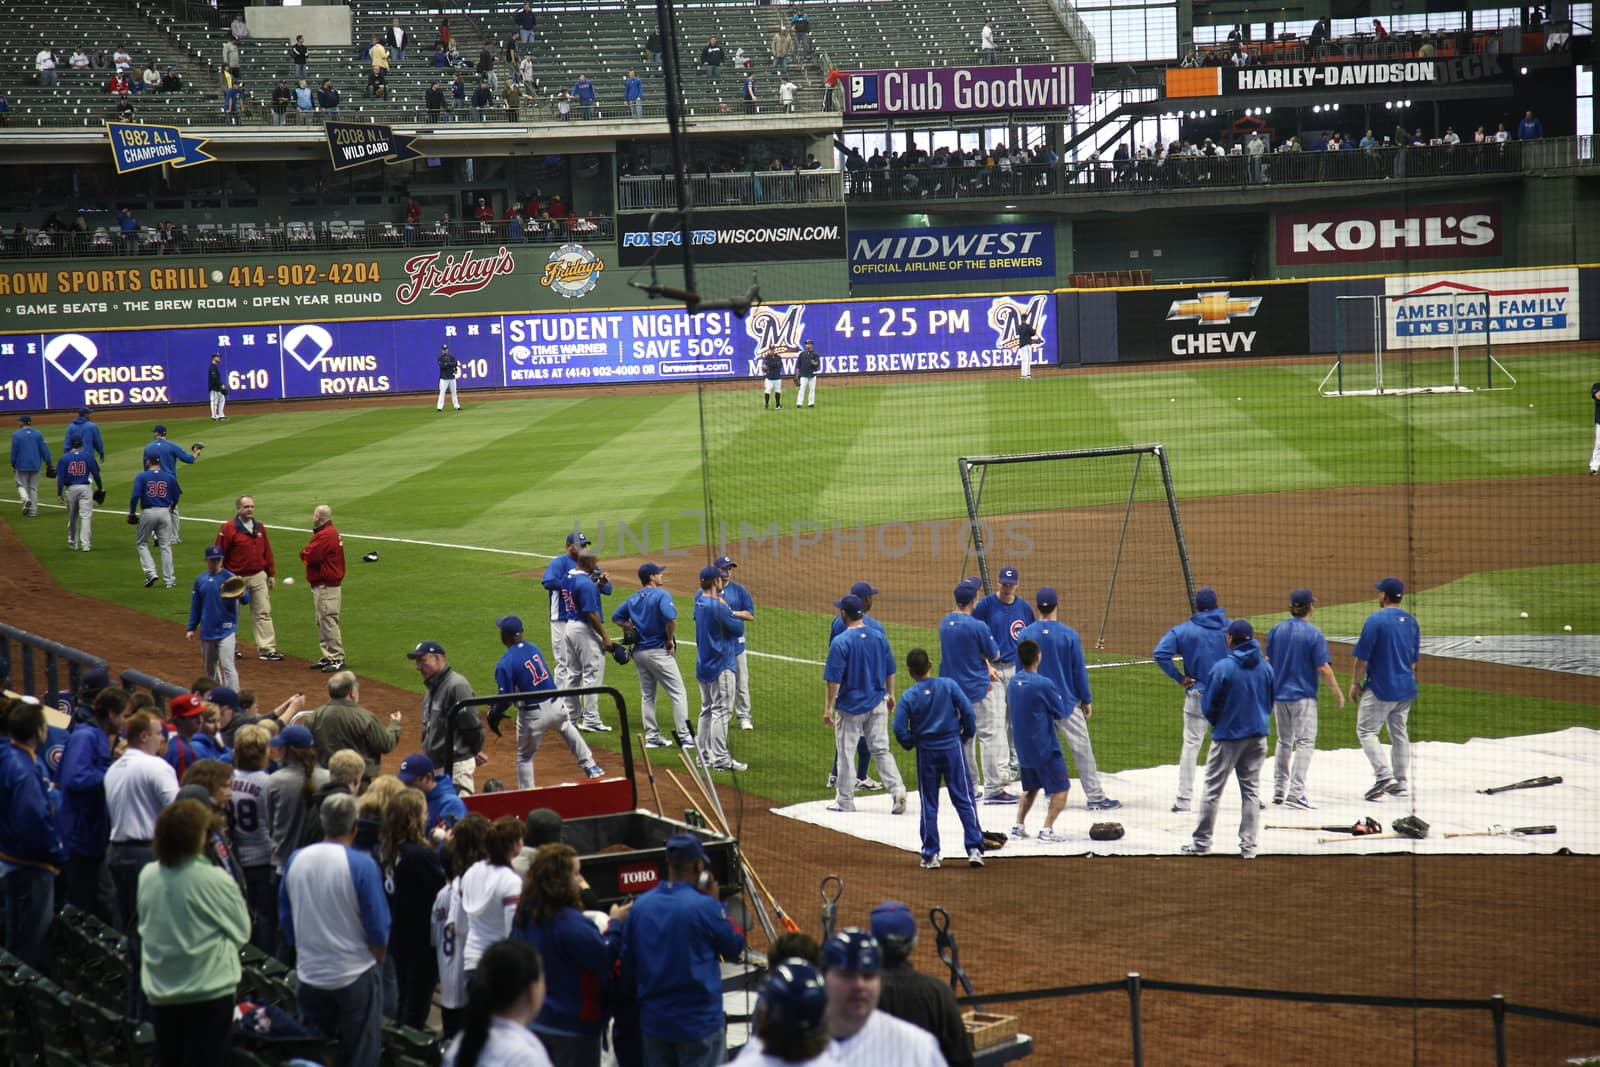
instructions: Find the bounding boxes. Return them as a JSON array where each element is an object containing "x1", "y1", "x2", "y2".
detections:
[
  {"x1": 843, "y1": 63, "x2": 1092, "y2": 117},
  {"x1": 849, "y1": 222, "x2": 1055, "y2": 285},
  {"x1": 1115, "y1": 283, "x2": 1306, "y2": 361},
  {"x1": 324, "y1": 120, "x2": 423, "y2": 171},
  {"x1": 1276, "y1": 203, "x2": 1502, "y2": 266},
  {"x1": 1384, "y1": 268, "x2": 1579, "y2": 348},
  {"x1": 106, "y1": 122, "x2": 214, "y2": 174},
  {"x1": 0, "y1": 293, "x2": 1055, "y2": 412},
  {"x1": 1229, "y1": 55, "x2": 1503, "y2": 94},
  {"x1": 616, "y1": 209, "x2": 845, "y2": 267}
]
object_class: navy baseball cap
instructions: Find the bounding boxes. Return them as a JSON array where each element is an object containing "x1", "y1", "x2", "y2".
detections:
[
  {"x1": 834, "y1": 594, "x2": 865, "y2": 617},
  {"x1": 406, "y1": 639, "x2": 446, "y2": 658},
  {"x1": 869, "y1": 901, "x2": 917, "y2": 946},
  {"x1": 78, "y1": 407, "x2": 90, "y2": 416},
  {"x1": 699, "y1": 565, "x2": 723, "y2": 583},
  {"x1": 1194, "y1": 587, "x2": 1218, "y2": 611},
  {"x1": 665, "y1": 832, "x2": 709, "y2": 864},
  {"x1": 758, "y1": 959, "x2": 827, "y2": 1035},
  {"x1": 270, "y1": 724, "x2": 315, "y2": 749},
  {"x1": 715, "y1": 555, "x2": 737, "y2": 570},
  {"x1": 204, "y1": 545, "x2": 224, "y2": 560},
  {"x1": 822, "y1": 929, "x2": 882, "y2": 974},
  {"x1": 68, "y1": 435, "x2": 82, "y2": 448},
  {"x1": 1036, "y1": 586, "x2": 1059, "y2": 611},
  {"x1": 1375, "y1": 577, "x2": 1405, "y2": 598},
  {"x1": 496, "y1": 615, "x2": 524, "y2": 634},
  {"x1": 1227, "y1": 619, "x2": 1255, "y2": 641},
  {"x1": 153, "y1": 424, "x2": 167, "y2": 434},
  {"x1": 1290, "y1": 588, "x2": 1316, "y2": 608},
  {"x1": 566, "y1": 531, "x2": 589, "y2": 547},
  {"x1": 396, "y1": 752, "x2": 435, "y2": 783},
  {"x1": 638, "y1": 562, "x2": 666, "y2": 582},
  {"x1": 79, "y1": 666, "x2": 111, "y2": 692},
  {"x1": 849, "y1": 581, "x2": 879, "y2": 598},
  {"x1": 17, "y1": 414, "x2": 31, "y2": 424},
  {"x1": 998, "y1": 566, "x2": 1020, "y2": 584},
  {"x1": 954, "y1": 581, "x2": 978, "y2": 606},
  {"x1": 208, "y1": 686, "x2": 241, "y2": 709}
]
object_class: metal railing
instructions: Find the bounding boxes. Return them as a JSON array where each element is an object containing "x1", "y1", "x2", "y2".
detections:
[
  {"x1": 0, "y1": 624, "x2": 106, "y2": 705},
  {"x1": 1046, "y1": 0, "x2": 1096, "y2": 62},
  {"x1": 843, "y1": 137, "x2": 1593, "y2": 203},
  {"x1": 620, "y1": 169, "x2": 844, "y2": 209},
  {"x1": 1, "y1": 216, "x2": 616, "y2": 260}
]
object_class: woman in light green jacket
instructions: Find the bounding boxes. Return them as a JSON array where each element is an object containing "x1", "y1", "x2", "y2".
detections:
[{"x1": 138, "y1": 797, "x2": 251, "y2": 1067}]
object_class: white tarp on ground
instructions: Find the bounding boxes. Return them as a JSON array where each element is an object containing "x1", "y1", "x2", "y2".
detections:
[
  {"x1": 1328, "y1": 633, "x2": 1600, "y2": 677},
  {"x1": 771, "y1": 729, "x2": 1600, "y2": 858}
]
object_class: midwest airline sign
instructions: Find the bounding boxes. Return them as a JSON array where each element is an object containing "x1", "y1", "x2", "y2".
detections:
[
  {"x1": 844, "y1": 63, "x2": 1092, "y2": 117},
  {"x1": 1276, "y1": 203, "x2": 1502, "y2": 266}
]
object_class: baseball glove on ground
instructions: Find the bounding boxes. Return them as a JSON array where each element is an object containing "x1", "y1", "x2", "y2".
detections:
[
  {"x1": 1089, "y1": 822, "x2": 1125, "y2": 841},
  {"x1": 362, "y1": 551, "x2": 380, "y2": 562},
  {"x1": 980, "y1": 830, "x2": 1008, "y2": 851},
  {"x1": 126, "y1": 513, "x2": 139, "y2": 525},
  {"x1": 220, "y1": 576, "x2": 247, "y2": 598},
  {"x1": 1350, "y1": 816, "x2": 1384, "y2": 835},
  {"x1": 1393, "y1": 815, "x2": 1430, "y2": 839},
  {"x1": 92, "y1": 489, "x2": 106, "y2": 504}
]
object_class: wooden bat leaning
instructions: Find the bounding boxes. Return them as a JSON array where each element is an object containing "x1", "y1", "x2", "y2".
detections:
[{"x1": 1477, "y1": 775, "x2": 1563, "y2": 795}]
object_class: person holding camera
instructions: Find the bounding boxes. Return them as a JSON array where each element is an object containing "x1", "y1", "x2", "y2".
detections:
[
  {"x1": 611, "y1": 563, "x2": 692, "y2": 748},
  {"x1": 491, "y1": 615, "x2": 603, "y2": 788}
]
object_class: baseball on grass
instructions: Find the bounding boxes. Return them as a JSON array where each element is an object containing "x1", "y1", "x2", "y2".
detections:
[
  {"x1": 1474, "y1": 636, "x2": 1483, "y2": 643},
  {"x1": 1519, "y1": 611, "x2": 1529, "y2": 619},
  {"x1": 283, "y1": 577, "x2": 294, "y2": 586},
  {"x1": 1564, "y1": 625, "x2": 1574, "y2": 632}
]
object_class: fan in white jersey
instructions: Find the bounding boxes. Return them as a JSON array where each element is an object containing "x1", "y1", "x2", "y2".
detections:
[
  {"x1": 441, "y1": 940, "x2": 555, "y2": 1067},
  {"x1": 822, "y1": 929, "x2": 944, "y2": 1067},
  {"x1": 432, "y1": 814, "x2": 491, "y2": 1039},
  {"x1": 733, "y1": 958, "x2": 832, "y2": 1065},
  {"x1": 227, "y1": 723, "x2": 276, "y2": 952}
]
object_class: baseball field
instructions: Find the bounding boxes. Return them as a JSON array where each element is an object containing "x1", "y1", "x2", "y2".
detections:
[{"x1": 6, "y1": 343, "x2": 1600, "y2": 1062}]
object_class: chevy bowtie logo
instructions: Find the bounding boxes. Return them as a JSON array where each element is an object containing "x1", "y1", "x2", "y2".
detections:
[{"x1": 1166, "y1": 291, "x2": 1262, "y2": 325}]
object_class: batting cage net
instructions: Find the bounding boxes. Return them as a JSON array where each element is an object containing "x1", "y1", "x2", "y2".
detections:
[{"x1": 1325, "y1": 293, "x2": 1514, "y2": 396}]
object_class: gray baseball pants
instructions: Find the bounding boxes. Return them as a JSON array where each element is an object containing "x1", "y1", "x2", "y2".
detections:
[
  {"x1": 1272, "y1": 697, "x2": 1318, "y2": 800},
  {"x1": 696, "y1": 669, "x2": 735, "y2": 767},
  {"x1": 515, "y1": 699, "x2": 593, "y2": 789},
  {"x1": 633, "y1": 648, "x2": 689, "y2": 740},
  {"x1": 65, "y1": 483, "x2": 94, "y2": 548},
  {"x1": 831, "y1": 701, "x2": 905, "y2": 810},
  {"x1": 1054, "y1": 709, "x2": 1108, "y2": 803},
  {"x1": 1191, "y1": 735, "x2": 1266, "y2": 856},
  {"x1": 1357, "y1": 692, "x2": 1412, "y2": 787},
  {"x1": 136, "y1": 507, "x2": 175, "y2": 586},
  {"x1": 1175, "y1": 689, "x2": 1210, "y2": 805}
]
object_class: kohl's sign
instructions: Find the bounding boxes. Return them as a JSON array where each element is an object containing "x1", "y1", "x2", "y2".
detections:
[
  {"x1": 849, "y1": 222, "x2": 1055, "y2": 284},
  {"x1": 1275, "y1": 203, "x2": 1501, "y2": 266}
]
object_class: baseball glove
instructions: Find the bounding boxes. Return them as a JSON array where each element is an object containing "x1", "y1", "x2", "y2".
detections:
[
  {"x1": 362, "y1": 550, "x2": 380, "y2": 563},
  {"x1": 609, "y1": 644, "x2": 632, "y2": 666},
  {"x1": 126, "y1": 512, "x2": 139, "y2": 526},
  {"x1": 1393, "y1": 815, "x2": 1430, "y2": 839},
  {"x1": 1350, "y1": 816, "x2": 1384, "y2": 836},
  {"x1": 219, "y1": 575, "x2": 247, "y2": 599},
  {"x1": 44, "y1": 464, "x2": 55, "y2": 479},
  {"x1": 980, "y1": 830, "x2": 1007, "y2": 852},
  {"x1": 191, "y1": 442, "x2": 205, "y2": 454},
  {"x1": 92, "y1": 489, "x2": 106, "y2": 505},
  {"x1": 1089, "y1": 822, "x2": 1125, "y2": 841}
]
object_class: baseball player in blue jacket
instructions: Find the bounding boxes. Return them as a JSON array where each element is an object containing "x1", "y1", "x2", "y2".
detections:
[
  {"x1": 1351, "y1": 577, "x2": 1420, "y2": 801},
  {"x1": 56, "y1": 434, "x2": 103, "y2": 552},
  {"x1": 973, "y1": 566, "x2": 1035, "y2": 788},
  {"x1": 829, "y1": 581, "x2": 885, "y2": 791},
  {"x1": 1018, "y1": 587, "x2": 1119, "y2": 810},
  {"x1": 188, "y1": 544, "x2": 248, "y2": 690},
  {"x1": 939, "y1": 579, "x2": 1003, "y2": 804},
  {"x1": 694, "y1": 565, "x2": 747, "y2": 772},
  {"x1": 10, "y1": 414, "x2": 52, "y2": 518},
  {"x1": 1152, "y1": 586, "x2": 1230, "y2": 813},
  {"x1": 892, "y1": 647, "x2": 982, "y2": 868},
  {"x1": 1007, "y1": 640, "x2": 1072, "y2": 842},
  {"x1": 0, "y1": 700, "x2": 67, "y2": 970},
  {"x1": 1265, "y1": 588, "x2": 1343, "y2": 809},
  {"x1": 130, "y1": 454, "x2": 180, "y2": 588},
  {"x1": 542, "y1": 531, "x2": 586, "y2": 724},
  {"x1": 62, "y1": 408, "x2": 106, "y2": 463},
  {"x1": 823, "y1": 593, "x2": 905, "y2": 814},
  {"x1": 142, "y1": 424, "x2": 199, "y2": 541},
  {"x1": 560, "y1": 547, "x2": 614, "y2": 733},
  {"x1": 490, "y1": 615, "x2": 602, "y2": 788},
  {"x1": 611, "y1": 563, "x2": 692, "y2": 747},
  {"x1": 717, "y1": 555, "x2": 757, "y2": 730},
  {"x1": 1183, "y1": 620, "x2": 1274, "y2": 859}
]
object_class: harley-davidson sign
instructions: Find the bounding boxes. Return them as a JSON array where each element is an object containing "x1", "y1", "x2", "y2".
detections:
[{"x1": 1275, "y1": 203, "x2": 1501, "y2": 266}]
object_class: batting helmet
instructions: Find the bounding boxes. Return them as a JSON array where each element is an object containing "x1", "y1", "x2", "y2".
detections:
[
  {"x1": 758, "y1": 958, "x2": 827, "y2": 1035},
  {"x1": 822, "y1": 928, "x2": 882, "y2": 974}
]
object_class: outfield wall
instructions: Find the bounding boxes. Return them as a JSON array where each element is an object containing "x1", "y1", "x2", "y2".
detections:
[{"x1": 1, "y1": 262, "x2": 1592, "y2": 414}]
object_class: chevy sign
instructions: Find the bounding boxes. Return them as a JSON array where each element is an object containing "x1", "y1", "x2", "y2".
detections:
[
  {"x1": 1276, "y1": 203, "x2": 1502, "y2": 266},
  {"x1": 845, "y1": 63, "x2": 1091, "y2": 117},
  {"x1": 849, "y1": 223, "x2": 1055, "y2": 284}
]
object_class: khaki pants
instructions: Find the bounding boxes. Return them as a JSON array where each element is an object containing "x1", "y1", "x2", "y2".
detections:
[
  {"x1": 312, "y1": 584, "x2": 344, "y2": 661},
  {"x1": 241, "y1": 570, "x2": 276, "y2": 653}
]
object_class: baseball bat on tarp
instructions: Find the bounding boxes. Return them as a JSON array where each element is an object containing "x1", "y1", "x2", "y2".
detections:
[
  {"x1": 1268, "y1": 818, "x2": 1382, "y2": 835},
  {"x1": 1477, "y1": 775, "x2": 1563, "y2": 795},
  {"x1": 1443, "y1": 825, "x2": 1558, "y2": 839}
]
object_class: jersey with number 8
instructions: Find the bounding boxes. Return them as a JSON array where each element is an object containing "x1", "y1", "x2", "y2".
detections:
[
  {"x1": 431, "y1": 879, "x2": 469, "y2": 1010},
  {"x1": 228, "y1": 768, "x2": 272, "y2": 867}
]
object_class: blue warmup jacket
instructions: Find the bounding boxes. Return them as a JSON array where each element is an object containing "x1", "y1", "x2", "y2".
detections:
[
  {"x1": 187, "y1": 567, "x2": 247, "y2": 640},
  {"x1": 938, "y1": 612, "x2": 1000, "y2": 703},
  {"x1": 1007, "y1": 670, "x2": 1068, "y2": 768},
  {"x1": 612, "y1": 587, "x2": 676, "y2": 651},
  {"x1": 1153, "y1": 607, "x2": 1231, "y2": 697},
  {"x1": 62, "y1": 416, "x2": 105, "y2": 461},
  {"x1": 425, "y1": 776, "x2": 467, "y2": 832},
  {"x1": 693, "y1": 593, "x2": 744, "y2": 683},
  {"x1": 142, "y1": 437, "x2": 196, "y2": 478},
  {"x1": 620, "y1": 880, "x2": 745, "y2": 1043},
  {"x1": 893, "y1": 676, "x2": 975, "y2": 751},
  {"x1": 0, "y1": 740, "x2": 66, "y2": 871},
  {"x1": 55, "y1": 448, "x2": 101, "y2": 493},
  {"x1": 1352, "y1": 606, "x2": 1420, "y2": 702},
  {"x1": 824, "y1": 624, "x2": 894, "y2": 715},
  {"x1": 1018, "y1": 619, "x2": 1091, "y2": 708},
  {"x1": 1266, "y1": 616, "x2": 1333, "y2": 701},
  {"x1": 514, "y1": 905, "x2": 621, "y2": 1036},
  {"x1": 58, "y1": 723, "x2": 113, "y2": 860},
  {"x1": 10, "y1": 426, "x2": 51, "y2": 472},
  {"x1": 1202, "y1": 640, "x2": 1275, "y2": 741}
]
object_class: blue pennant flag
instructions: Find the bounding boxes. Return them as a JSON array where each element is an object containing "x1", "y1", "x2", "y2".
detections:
[{"x1": 105, "y1": 122, "x2": 215, "y2": 173}]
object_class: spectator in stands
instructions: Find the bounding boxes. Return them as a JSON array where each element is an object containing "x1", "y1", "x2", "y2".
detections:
[
  {"x1": 280, "y1": 792, "x2": 390, "y2": 1067},
  {"x1": 743, "y1": 71, "x2": 759, "y2": 113},
  {"x1": 379, "y1": 789, "x2": 444, "y2": 1029},
  {"x1": 516, "y1": 3, "x2": 537, "y2": 47},
  {"x1": 143, "y1": 62, "x2": 161, "y2": 92},
  {"x1": 460, "y1": 816, "x2": 523, "y2": 982},
  {"x1": 436, "y1": 209, "x2": 454, "y2": 243},
  {"x1": 477, "y1": 43, "x2": 497, "y2": 92},
  {"x1": 1517, "y1": 109, "x2": 1543, "y2": 139},
  {"x1": 548, "y1": 194, "x2": 568, "y2": 219},
  {"x1": 222, "y1": 38, "x2": 240, "y2": 81},
  {"x1": 702, "y1": 35, "x2": 725, "y2": 81},
  {"x1": 300, "y1": 750, "x2": 363, "y2": 853},
  {"x1": 58, "y1": 688, "x2": 129, "y2": 921},
  {"x1": 387, "y1": 18, "x2": 408, "y2": 65},
  {"x1": 369, "y1": 67, "x2": 387, "y2": 100},
  {"x1": 228, "y1": 724, "x2": 275, "y2": 950},
  {"x1": 732, "y1": 46, "x2": 752, "y2": 69},
  {"x1": 443, "y1": 940, "x2": 550, "y2": 1066},
  {"x1": 108, "y1": 70, "x2": 131, "y2": 95},
  {"x1": 821, "y1": 929, "x2": 943, "y2": 1065},
  {"x1": 502, "y1": 35, "x2": 519, "y2": 71},
  {"x1": 437, "y1": 18, "x2": 453, "y2": 49},
  {"x1": 426, "y1": 80, "x2": 446, "y2": 122},
  {"x1": 91, "y1": 48, "x2": 108, "y2": 70},
  {"x1": 451, "y1": 71, "x2": 467, "y2": 112},
  {"x1": 114, "y1": 47, "x2": 133, "y2": 72},
  {"x1": 511, "y1": 842, "x2": 627, "y2": 1064},
  {"x1": 571, "y1": 72, "x2": 596, "y2": 119},
  {"x1": 1308, "y1": 17, "x2": 1330, "y2": 52},
  {"x1": 398, "y1": 753, "x2": 466, "y2": 838},
  {"x1": 368, "y1": 35, "x2": 389, "y2": 90},
  {"x1": 645, "y1": 28, "x2": 663, "y2": 68},
  {"x1": 70, "y1": 48, "x2": 91, "y2": 70},
  {"x1": 160, "y1": 66, "x2": 182, "y2": 92},
  {"x1": 1372, "y1": 18, "x2": 1390, "y2": 41},
  {"x1": 105, "y1": 709, "x2": 176, "y2": 1016},
  {"x1": 293, "y1": 78, "x2": 313, "y2": 122},
  {"x1": 869, "y1": 902, "x2": 973, "y2": 1067},
  {"x1": 230, "y1": 15, "x2": 250, "y2": 42},
  {"x1": 473, "y1": 197, "x2": 493, "y2": 223},
  {"x1": 472, "y1": 80, "x2": 492, "y2": 121},
  {"x1": 620, "y1": 833, "x2": 745, "y2": 1065},
  {"x1": 980, "y1": 19, "x2": 996, "y2": 60},
  {"x1": 0, "y1": 89, "x2": 8, "y2": 127},
  {"x1": 266, "y1": 724, "x2": 328, "y2": 876},
  {"x1": 223, "y1": 76, "x2": 244, "y2": 124},
  {"x1": 516, "y1": 51, "x2": 534, "y2": 89},
  {"x1": 506, "y1": 212, "x2": 525, "y2": 243},
  {"x1": 504, "y1": 80, "x2": 521, "y2": 120},
  {"x1": 290, "y1": 35, "x2": 308, "y2": 80},
  {"x1": 0, "y1": 698, "x2": 66, "y2": 971},
  {"x1": 36, "y1": 47, "x2": 59, "y2": 87},
  {"x1": 772, "y1": 25, "x2": 794, "y2": 71},
  {"x1": 164, "y1": 692, "x2": 207, "y2": 778},
  {"x1": 317, "y1": 79, "x2": 340, "y2": 119},
  {"x1": 554, "y1": 89, "x2": 571, "y2": 120},
  {"x1": 138, "y1": 797, "x2": 250, "y2": 1067},
  {"x1": 308, "y1": 670, "x2": 401, "y2": 783},
  {"x1": 267, "y1": 78, "x2": 291, "y2": 125},
  {"x1": 792, "y1": 5, "x2": 813, "y2": 58},
  {"x1": 779, "y1": 76, "x2": 797, "y2": 113},
  {"x1": 433, "y1": 43, "x2": 450, "y2": 68},
  {"x1": 179, "y1": 761, "x2": 247, "y2": 893},
  {"x1": 624, "y1": 68, "x2": 643, "y2": 119}
]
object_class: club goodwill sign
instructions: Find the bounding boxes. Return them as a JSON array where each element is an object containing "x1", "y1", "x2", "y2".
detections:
[{"x1": 844, "y1": 63, "x2": 1091, "y2": 117}]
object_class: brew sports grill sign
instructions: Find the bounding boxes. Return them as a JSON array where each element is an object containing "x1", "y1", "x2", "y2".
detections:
[{"x1": 1275, "y1": 203, "x2": 1502, "y2": 266}]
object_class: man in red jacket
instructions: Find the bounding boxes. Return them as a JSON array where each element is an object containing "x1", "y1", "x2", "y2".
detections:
[
  {"x1": 215, "y1": 494, "x2": 282, "y2": 660},
  {"x1": 300, "y1": 504, "x2": 347, "y2": 673}
]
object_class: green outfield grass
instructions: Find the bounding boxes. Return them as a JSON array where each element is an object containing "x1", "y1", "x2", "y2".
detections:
[{"x1": 11, "y1": 349, "x2": 1598, "y2": 804}]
